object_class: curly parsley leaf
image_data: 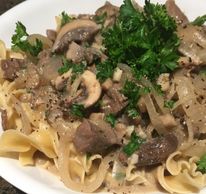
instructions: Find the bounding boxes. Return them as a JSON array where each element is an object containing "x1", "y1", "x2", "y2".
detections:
[
  {"x1": 60, "y1": 11, "x2": 73, "y2": 27},
  {"x1": 11, "y1": 22, "x2": 43, "y2": 56},
  {"x1": 94, "y1": 12, "x2": 107, "y2": 25},
  {"x1": 105, "y1": 114, "x2": 116, "y2": 127},
  {"x1": 121, "y1": 80, "x2": 141, "y2": 118},
  {"x1": 96, "y1": 60, "x2": 116, "y2": 82},
  {"x1": 102, "y1": 0, "x2": 180, "y2": 81},
  {"x1": 164, "y1": 100, "x2": 175, "y2": 109},
  {"x1": 123, "y1": 131, "x2": 145, "y2": 156},
  {"x1": 58, "y1": 58, "x2": 85, "y2": 76},
  {"x1": 197, "y1": 154, "x2": 206, "y2": 174},
  {"x1": 70, "y1": 103, "x2": 85, "y2": 118},
  {"x1": 192, "y1": 14, "x2": 206, "y2": 26},
  {"x1": 58, "y1": 58, "x2": 72, "y2": 74},
  {"x1": 127, "y1": 108, "x2": 139, "y2": 119}
]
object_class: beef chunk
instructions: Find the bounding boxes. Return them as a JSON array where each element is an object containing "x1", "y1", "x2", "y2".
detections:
[
  {"x1": 1, "y1": 58, "x2": 25, "y2": 81},
  {"x1": 73, "y1": 119, "x2": 118, "y2": 154},
  {"x1": 101, "y1": 86, "x2": 128, "y2": 115}
]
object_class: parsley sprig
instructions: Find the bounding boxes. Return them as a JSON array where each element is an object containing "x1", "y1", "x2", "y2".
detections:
[
  {"x1": 164, "y1": 100, "x2": 175, "y2": 109},
  {"x1": 60, "y1": 11, "x2": 73, "y2": 27},
  {"x1": 105, "y1": 114, "x2": 116, "y2": 127},
  {"x1": 58, "y1": 58, "x2": 85, "y2": 76},
  {"x1": 96, "y1": 60, "x2": 116, "y2": 82},
  {"x1": 197, "y1": 154, "x2": 206, "y2": 174},
  {"x1": 94, "y1": 12, "x2": 107, "y2": 25},
  {"x1": 121, "y1": 80, "x2": 150, "y2": 118},
  {"x1": 192, "y1": 14, "x2": 206, "y2": 26},
  {"x1": 123, "y1": 131, "x2": 145, "y2": 156},
  {"x1": 11, "y1": 22, "x2": 43, "y2": 56},
  {"x1": 100, "y1": 0, "x2": 180, "y2": 81},
  {"x1": 70, "y1": 103, "x2": 85, "y2": 118}
]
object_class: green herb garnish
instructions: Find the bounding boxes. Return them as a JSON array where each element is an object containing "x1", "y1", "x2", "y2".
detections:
[
  {"x1": 127, "y1": 108, "x2": 139, "y2": 119},
  {"x1": 192, "y1": 14, "x2": 206, "y2": 26},
  {"x1": 60, "y1": 11, "x2": 73, "y2": 27},
  {"x1": 164, "y1": 100, "x2": 175, "y2": 109},
  {"x1": 101, "y1": 0, "x2": 179, "y2": 81},
  {"x1": 11, "y1": 22, "x2": 43, "y2": 56},
  {"x1": 94, "y1": 12, "x2": 107, "y2": 25},
  {"x1": 121, "y1": 80, "x2": 141, "y2": 118},
  {"x1": 96, "y1": 60, "x2": 116, "y2": 82},
  {"x1": 86, "y1": 153, "x2": 92, "y2": 160},
  {"x1": 58, "y1": 58, "x2": 72, "y2": 74},
  {"x1": 58, "y1": 58, "x2": 85, "y2": 75},
  {"x1": 123, "y1": 131, "x2": 145, "y2": 156},
  {"x1": 105, "y1": 114, "x2": 116, "y2": 127},
  {"x1": 197, "y1": 154, "x2": 206, "y2": 174},
  {"x1": 70, "y1": 103, "x2": 85, "y2": 118}
]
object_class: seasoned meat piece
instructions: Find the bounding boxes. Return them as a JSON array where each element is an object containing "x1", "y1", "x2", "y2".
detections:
[
  {"x1": 137, "y1": 133, "x2": 178, "y2": 167},
  {"x1": 101, "y1": 86, "x2": 128, "y2": 115},
  {"x1": 165, "y1": 0, "x2": 189, "y2": 26},
  {"x1": 38, "y1": 49, "x2": 51, "y2": 65},
  {"x1": 1, "y1": 58, "x2": 25, "y2": 81},
  {"x1": 95, "y1": 2, "x2": 119, "y2": 28},
  {"x1": 66, "y1": 41, "x2": 101, "y2": 64},
  {"x1": 46, "y1": 108, "x2": 63, "y2": 125},
  {"x1": 66, "y1": 42, "x2": 85, "y2": 63},
  {"x1": 37, "y1": 50, "x2": 62, "y2": 85},
  {"x1": 25, "y1": 63, "x2": 40, "y2": 89},
  {"x1": 31, "y1": 86, "x2": 60, "y2": 111},
  {"x1": 73, "y1": 119, "x2": 118, "y2": 154},
  {"x1": 46, "y1": 29, "x2": 57, "y2": 42},
  {"x1": 0, "y1": 109, "x2": 8, "y2": 130}
]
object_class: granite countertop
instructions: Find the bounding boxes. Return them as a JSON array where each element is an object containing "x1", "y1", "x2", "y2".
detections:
[{"x1": 0, "y1": 1, "x2": 26, "y2": 193}]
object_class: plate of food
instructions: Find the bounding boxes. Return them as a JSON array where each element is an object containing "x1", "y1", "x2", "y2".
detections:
[{"x1": 0, "y1": 0, "x2": 206, "y2": 194}]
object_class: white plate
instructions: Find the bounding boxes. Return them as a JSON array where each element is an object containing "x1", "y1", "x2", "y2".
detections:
[{"x1": 0, "y1": 0, "x2": 206, "y2": 194}]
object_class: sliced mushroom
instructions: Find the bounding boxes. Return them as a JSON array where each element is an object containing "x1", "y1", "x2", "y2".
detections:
[
  {"x1": 79, "y1": 70, "x2": 101, "y2": 108},
  {"x1": 53, "y1": 69, "x2": 72, "y2": 91},
  {"x1": 27, "y1": 34, "x2": 53, "y2": 49},
  {"x1": 52, "y1": 19, "x2": 100, "y2": 53},
  {"x1": 137, "y1": 133, "x2": 178, "y2": 167},
  {"x1": 165, "y1": 0, "x2": 189, "y2": 26},
  {"x1": 95, "y1": 2, "x2": 119, "y2": 28}
]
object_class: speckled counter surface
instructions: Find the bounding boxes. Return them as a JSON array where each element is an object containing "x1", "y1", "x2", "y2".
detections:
[{"x1": 0, "y1": 1, "x2": 25, "y2": 193}]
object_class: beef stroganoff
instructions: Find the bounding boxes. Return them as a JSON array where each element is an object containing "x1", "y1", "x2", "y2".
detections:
[{"x1": 0, "y1": 0, "x2": 206, "y2": 193}]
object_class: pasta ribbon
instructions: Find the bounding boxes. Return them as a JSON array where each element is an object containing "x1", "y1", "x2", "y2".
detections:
[
  {"x1": 0, "y1": 128, "x2": 57, "y2": 160},
  {"x1": 157, "y1": 151, "x2": 206, "y2": 193}
]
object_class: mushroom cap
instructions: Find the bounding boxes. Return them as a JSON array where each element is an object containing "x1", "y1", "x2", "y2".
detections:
[
  {"x1": 52, "y1": 19, "x2": 100, "y2": 53},
  {"x1": 80, "y1": 70, "x2": 101, "y2": 108}
]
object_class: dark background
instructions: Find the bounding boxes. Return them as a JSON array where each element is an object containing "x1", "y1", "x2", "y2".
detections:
[{"x1": 0, "y1": 1, "x2": 26, "y2": 193}]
